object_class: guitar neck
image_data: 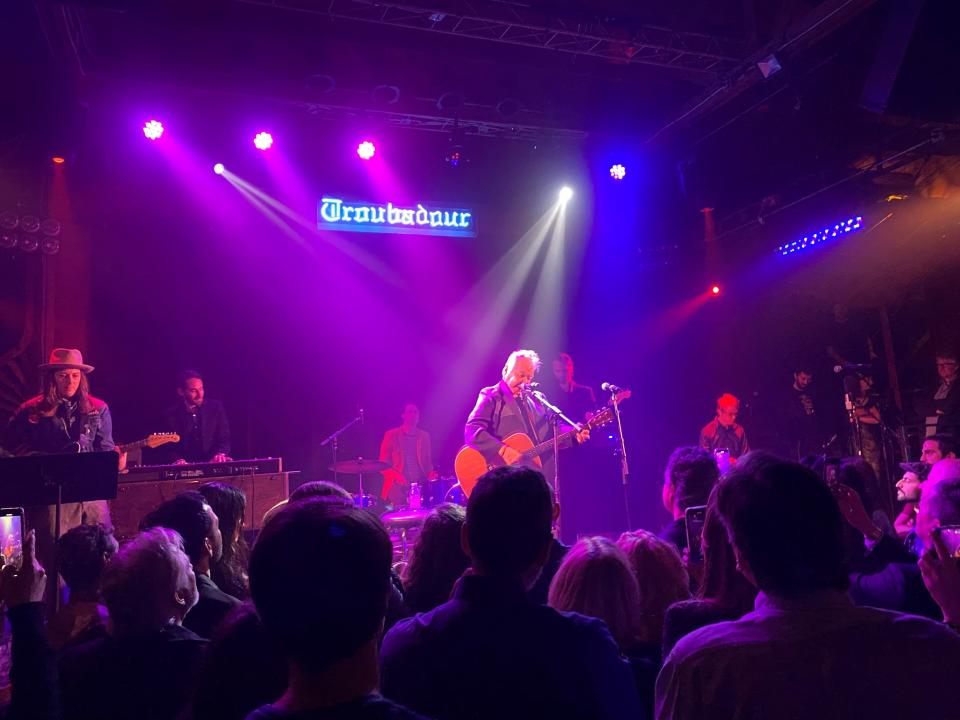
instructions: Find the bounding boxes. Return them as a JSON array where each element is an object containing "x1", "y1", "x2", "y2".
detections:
[
  {"x1": 522, "y1": 429, "x2": 577, "y2": 461},
  {"x1": 119, "y1": 440, "x2": 147, "y2": 452}
]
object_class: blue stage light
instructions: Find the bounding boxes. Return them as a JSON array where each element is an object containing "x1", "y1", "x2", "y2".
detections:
[{"x1": 777, "y1": 216, "x2": 862, "y2": 256}]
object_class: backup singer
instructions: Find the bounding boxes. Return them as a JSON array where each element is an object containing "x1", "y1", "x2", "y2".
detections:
[
  {"x1": 464, "y1": 349, "x2": 588, "y2": 479},
  {"x1": 548, "y1": 352, "x2": 596, "y2": 422},
  {"x1": 379, "y1": 403, "x2": 437, "y2": 506}
]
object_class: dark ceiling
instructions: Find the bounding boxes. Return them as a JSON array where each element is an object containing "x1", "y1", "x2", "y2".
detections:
[{"x1": 3, "y1": 0, "x2": 958, "y2": 243}]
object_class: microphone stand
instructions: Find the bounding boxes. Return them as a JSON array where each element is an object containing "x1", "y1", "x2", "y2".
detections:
[
  {"x1": 527, "y1": 389, "x2": 579, "y2": 541},
  {"x1": 320, "y1": 410, "x2": 363, "y2": 489},
  {"x1": 607, "y1": 387, "x2": 632, "y2": 532}
]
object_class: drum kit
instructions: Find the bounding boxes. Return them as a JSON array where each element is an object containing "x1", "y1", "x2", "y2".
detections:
[{"x1": 328, "y1": 457, "x2": 464, "y2": 566}]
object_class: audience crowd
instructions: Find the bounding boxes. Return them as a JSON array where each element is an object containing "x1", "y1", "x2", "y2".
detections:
[{"x1": 2, "y1": 437, "x2": 960, "y2": 720}]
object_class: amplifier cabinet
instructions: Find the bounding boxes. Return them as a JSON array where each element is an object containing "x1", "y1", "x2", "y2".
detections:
[{"x1": 112, "y1": 471, "x2": 291, "y2": 539}]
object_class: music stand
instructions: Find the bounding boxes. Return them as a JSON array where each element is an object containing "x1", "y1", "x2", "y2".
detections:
[{"x1": 0, "y1": 452, "x2": 119, "y2": 611}]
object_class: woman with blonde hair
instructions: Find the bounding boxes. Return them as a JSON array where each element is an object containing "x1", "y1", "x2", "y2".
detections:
[
  {"x1": 547, "y1": 536, "x2": 641, "y2": 651},
  {"x1": 616, "y1": 529, "x2": 691, "y2": 645}
]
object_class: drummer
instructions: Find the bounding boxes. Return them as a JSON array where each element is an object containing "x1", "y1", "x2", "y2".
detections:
[{"x1": 379, "y1": 403, "x2": 438, "y2": 507}]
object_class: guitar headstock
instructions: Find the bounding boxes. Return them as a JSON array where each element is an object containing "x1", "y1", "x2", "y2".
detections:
[
  {"x1": 586, "y1": 407, "x2": 616, "y2": 430},
  {"x1": 144, "y1": 432, "x2": 180, "y2": 448},
  {"x1": 608, "y1": 389, "x2": 631, "y2": 406}
]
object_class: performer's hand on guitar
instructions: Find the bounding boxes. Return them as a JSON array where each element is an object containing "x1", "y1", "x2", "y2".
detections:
[
  {"x1": 114, "y1": 447, "x2": 128, "y2": 473},
  {"x1": 575, "y1": 428, "x2": 590, "y2": 444},
  {"x1": 502, "y1": 446, "x2": 522, "y2": 465}
]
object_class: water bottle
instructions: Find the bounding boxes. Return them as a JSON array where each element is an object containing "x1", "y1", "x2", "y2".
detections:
[{"x1": 409, "y1": 482, "x2": 422, "y2": 509}]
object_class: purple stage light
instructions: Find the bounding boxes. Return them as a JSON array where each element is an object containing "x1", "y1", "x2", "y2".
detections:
[
  {"x1": 213, "y1": 163, "x2": 225, "y2": 175},
  {"x1": 254, "y1": 131, "x2": 274, "y2": 151},
  {"x1": 357, "y1": 140, "x2": 376, "y2": 160},
  {"x1": 609, "y1": 164, "x2": 626, "y2": 180},
  {"x1": 143, "y1": 120, "x2": 164, "y2": 141}
]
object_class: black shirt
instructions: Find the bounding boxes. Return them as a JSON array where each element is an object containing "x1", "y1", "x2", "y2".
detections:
[
  {"x1": 380, "y1": 573, "x2": 641, "y2": 720},
  {"x1": 164, "y1": 398, "x2": 231, "y2": 462},
  {"x1": 58, "y1": 622, "x2": 208, "y2": 720},
  {"x1": 183, "y1": 573, "x2": 242, "y2": 638},
  {"x1": 245, "y1": 695, "x2": 431, "y2": 720}
]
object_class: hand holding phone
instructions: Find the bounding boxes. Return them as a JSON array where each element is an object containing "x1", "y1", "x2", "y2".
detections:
[
  {"x1": 685, "y1": 505, "x2": 708, "y2": 564},
  {"x1": 0, "y1": 529, "x2": 46, "y2": 609},
  {"x1": 0, "y1": 508, "x2": 24, "y2": 571}
]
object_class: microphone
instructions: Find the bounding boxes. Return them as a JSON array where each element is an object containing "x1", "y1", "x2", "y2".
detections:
[
  {"x1": 520, "y1": 382, "x2": 540, "y2": 394},
  {"x1": 833, "y1": 363, "x2": 873, "y2": 373},
  {"x1": 601, "y1": 382, "x2": 625, "y2": 394}
]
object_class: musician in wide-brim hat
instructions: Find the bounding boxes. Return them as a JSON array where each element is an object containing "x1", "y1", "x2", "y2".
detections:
[{"x1": 2, "y1": 348, "x2": 119, "y2": 605}]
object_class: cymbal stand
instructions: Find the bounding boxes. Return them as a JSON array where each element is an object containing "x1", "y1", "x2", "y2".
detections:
[{"x1": 320, "y1": 409, "x2": 364, "y2": 488}]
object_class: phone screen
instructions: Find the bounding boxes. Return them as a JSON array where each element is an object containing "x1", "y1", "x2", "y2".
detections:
[
  {"x1": 685, "y1": 505, "x2": 707, "y2": 564},
  {"x1": 0, "y1": 508, "x2": 24, "y2": 570},
  {"x1": 824, "y1": 461, "x2": 841, "y2": 489}
]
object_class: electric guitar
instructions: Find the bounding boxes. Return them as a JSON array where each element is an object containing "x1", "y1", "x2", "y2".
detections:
[
  {"x1": 118, "y1": 432, "x2": 180, "y2": 454},
  {"x1": 454, "y1": 391, "x2": 630, "y2": 497},
  {"x1": 60, "y1": 432, "x2": 180, "y2": 455}
]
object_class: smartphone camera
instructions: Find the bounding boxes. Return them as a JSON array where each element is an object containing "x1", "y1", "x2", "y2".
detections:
[
  {"x1": 0, "y1": 508, "x2": 25, "y2": 571},
  {"x1": 685, "y1": 505, "x2": 708, "y2": 564}
]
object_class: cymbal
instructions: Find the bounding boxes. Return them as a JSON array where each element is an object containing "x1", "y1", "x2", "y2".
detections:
[{"x1": 330, "y1": 458, "x2": 390, "y2": 474}]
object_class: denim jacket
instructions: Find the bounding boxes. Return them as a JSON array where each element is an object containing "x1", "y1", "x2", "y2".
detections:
[{"x1": 3, "y1": 395, "x2": 116, "y2": 455}]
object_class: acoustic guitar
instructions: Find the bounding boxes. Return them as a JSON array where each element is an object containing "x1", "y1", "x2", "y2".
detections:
[{"x1": 454, "y1": 392, "x2": 629, "y2": 497}]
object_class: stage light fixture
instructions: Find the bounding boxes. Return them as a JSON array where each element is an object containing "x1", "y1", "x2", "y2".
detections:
[
  {"x1": 52, "y1": 156, "x2": 66, "y2": 165},
  {"x1": 711, "y1": 285, "x2": 721, "y2": 296},
  {"x1": 0, "y1": 232, "x2": 15, "y2": 249},
  {"x1": 357, "y1": 140, "x2": 376, "y2": 160},
  {"x1": 445, "y1": 145, "x2": 466, "y2": 167},
  {"x1": 213, "y1": 163, "x2": 225, "y2": 175},
  {"x1": 19, "y1": 216, "x2": 40, "y2": 234},
  {"x1": 143, "y1": 120, "x2": 164, "y2": 141},
  {"x1": 40, "y1": 219, "x2": 62, "y2": 237},
  {"x1": 254, "y1": 131, "x2": 274, "y2": 150},
  {"x1": 610, "y1": 164, "x2": 626, "y2": 180},
  {"x1": 18, "y1": 235, "x2": 39, "y2": 253},
  {"x1": 0, "y1": 212, "x2": 17, "y2": 230},
  {"x1": 41, "y1": 237, "x2": 61, "y2": 255},
  {"x1": 777, "y1": 215, "x2": 863, "y2": 256},
  {"x1": 558, "y1": 186, "x2": 573, "y2": 204}
]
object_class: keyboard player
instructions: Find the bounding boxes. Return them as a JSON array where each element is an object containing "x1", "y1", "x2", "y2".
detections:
[{"x1": 164, "y1": 370, "x2": 232, "y2": 464}]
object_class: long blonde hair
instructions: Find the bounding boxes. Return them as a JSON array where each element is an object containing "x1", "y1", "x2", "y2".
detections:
[
  {"x1": 548, "y1": 536, "x2": 642, "y2": 650},
  {"x1": 617, "y1": 530, "x2": 690, "y2": 643}
]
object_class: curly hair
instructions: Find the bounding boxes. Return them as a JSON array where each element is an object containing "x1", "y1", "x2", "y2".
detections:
[{"x1": 401, "y1": 503, "x2": 469, "y2": 613}]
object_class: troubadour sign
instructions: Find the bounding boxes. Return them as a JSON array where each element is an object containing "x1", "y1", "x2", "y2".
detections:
[{"x1": 317, "y1": 197, "x2": 476, "y2": 237}]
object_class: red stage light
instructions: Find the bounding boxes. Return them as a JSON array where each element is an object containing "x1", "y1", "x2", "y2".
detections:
[
  {"x1": 51, "y1": 156, "x2": 66, "y2": 165},
  {"x1": 711, "y1": 285, "x2": 721, "y2": 295}
]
